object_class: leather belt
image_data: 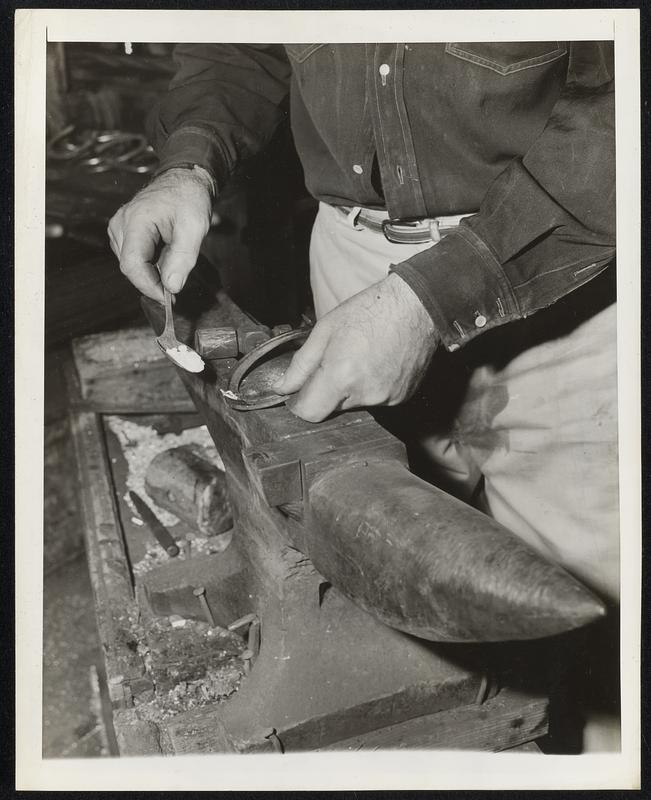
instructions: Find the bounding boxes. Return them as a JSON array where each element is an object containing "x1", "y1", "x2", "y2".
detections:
[{"x1": 338, "y1": 206, "x2": 476, "y2": 244}]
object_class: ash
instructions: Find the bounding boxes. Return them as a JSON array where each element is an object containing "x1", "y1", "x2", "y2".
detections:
[
  {"x1": 132, "y1": 532, "x2": 231, "y2": 577},
  {"x1": 129, "y1": 613, "x2": 246, "y2": 724}
]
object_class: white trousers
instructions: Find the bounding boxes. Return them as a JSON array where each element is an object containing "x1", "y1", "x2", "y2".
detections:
[{"x1": 310, "y1": 202, "x2": 620, "y2": 604}]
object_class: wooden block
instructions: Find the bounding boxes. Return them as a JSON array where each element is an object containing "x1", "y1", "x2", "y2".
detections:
[
  {"x1": 113, "y1": 709, "x2": 163, "y2": 756},
  {"x1": 243, "y1": 419, "x2": 407, "y2": 507}
]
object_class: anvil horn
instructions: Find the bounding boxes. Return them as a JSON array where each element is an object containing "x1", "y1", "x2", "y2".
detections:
[{"x1": 306, "y1": 460, "x2": 606, "y2": 642}]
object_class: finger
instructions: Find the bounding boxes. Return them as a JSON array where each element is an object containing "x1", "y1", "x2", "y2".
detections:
[
  {"x1": 114, "y1": 222, "x2": 125, "y2": 254},
  {"x1": 119, "y1": 221, "x2": 164, "y2": 303},
  {"x1": 107, "y1": 227, "x2": 119, "y2": 259},
  {"x1": 286, "y1": 364, "x2": 347, "y2": 423},
  {"x1": 157, "y1": 216, "x2": 207, "y2": 294},
  {"x1": 273, "y1": 324, "x2": 330, "y2": 395},
  {"x1": 108, "y1": 209, "x2": 126, "y2": 254}
]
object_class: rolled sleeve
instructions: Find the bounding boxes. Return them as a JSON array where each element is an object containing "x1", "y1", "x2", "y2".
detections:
[
  {"x1": 153, "y1": 125, "x2": 232, "y2": 190},
  {"x1": 148, "y1": 44, "x2": 292, "y2": 193},
  {"x1": 391, "y1": 226, "x2": 520, "y2": 351}
]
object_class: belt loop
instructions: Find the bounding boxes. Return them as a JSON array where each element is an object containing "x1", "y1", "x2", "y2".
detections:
[
  {"x1": 428, "y1": 220, "x2": 441, "y2": 244},
  {"x1": 346, "y1": 206, "x2": 364, "y2": 230}
]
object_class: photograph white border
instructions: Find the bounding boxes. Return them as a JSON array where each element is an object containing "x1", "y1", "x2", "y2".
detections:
[{"x1": 15, "y1": 8, "x2": 641, "y2": 790}]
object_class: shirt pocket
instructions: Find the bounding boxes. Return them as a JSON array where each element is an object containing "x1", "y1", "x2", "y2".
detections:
[
  {"x1": 284, "y1": 44, "x2": 326, "y2": 63},
  {"x1": 445, "y1": 42, "x2": 567, "y2": 75}
]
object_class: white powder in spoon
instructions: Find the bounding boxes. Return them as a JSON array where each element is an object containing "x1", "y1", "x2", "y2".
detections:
[{"x1": 165, "y1": 344, "x2": 205, "y2": 373}]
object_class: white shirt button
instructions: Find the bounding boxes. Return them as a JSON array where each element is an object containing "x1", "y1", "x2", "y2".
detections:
[
  {"x1": 379, "y1": 63, "x2": 391, "y2": 77},
  {"x1": 474, "y1": 314, "x2": 487, "y2": 328},
  {"x1": 353, "y1": 164, "x2": 363, "y2": 174}
]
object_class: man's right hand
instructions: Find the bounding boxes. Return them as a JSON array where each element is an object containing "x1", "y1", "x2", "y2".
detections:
[{"x1": 107, "y1": 166, "x2": 214, "y2": 303}]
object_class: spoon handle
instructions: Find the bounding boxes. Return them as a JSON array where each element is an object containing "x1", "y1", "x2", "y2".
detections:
[{"x1": 160, "y1": 286, "x2": 176, "y2": 346}]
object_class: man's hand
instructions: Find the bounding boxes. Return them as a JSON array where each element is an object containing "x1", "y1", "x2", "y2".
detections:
[
  {"x1": 107, "y1": 167, "x2": 214, "y2": 303},
  {"x1": 273, "y1": 273, "x2": 439, "y2": 422}
]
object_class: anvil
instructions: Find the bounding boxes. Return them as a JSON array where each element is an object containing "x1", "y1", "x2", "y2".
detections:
[{"x1": 140, "y1": 281, "x2": 604, "y2": 753}]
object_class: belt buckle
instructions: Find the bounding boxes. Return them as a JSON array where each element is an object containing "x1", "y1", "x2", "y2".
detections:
[{"x1": 381, "y1": 216, "x2": 439, "y2": 244}]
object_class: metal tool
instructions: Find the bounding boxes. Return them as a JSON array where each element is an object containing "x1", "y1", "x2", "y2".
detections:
[
  {"x1": 128, "y1": 490, "x2": 179, "y2": 557},
  {"x1": 47, "y1": 124, "x2": 96, "y2": 160},
  {"x1": 193, "y1": 586, "x2": 217, "y2": 627},
  {"x1": 47, "y1": 126, "x2": 158, "y2": 175},
  {"x1": 156, "y1": 286, "x2": 205, "y2": 373},
  {"x1": 225, "y1": 328, "x2": 310, "y2": 410},
  {"x1": 228, "y1": 613, "x2": 261, "y2": 662},
  {"x1": 264, "y1": 728, "x2": 284, "y2": 753}
]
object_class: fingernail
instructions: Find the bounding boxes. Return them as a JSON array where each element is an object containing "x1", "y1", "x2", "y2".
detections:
[{"x1": 166, "y1": 272, "x2": 185, "y2": 293}]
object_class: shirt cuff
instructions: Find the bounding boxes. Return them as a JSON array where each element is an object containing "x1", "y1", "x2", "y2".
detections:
[
  {"x1": 153, "y1": 125, "x2": 233, "y2": 192},
  {"x1": 390, "y1": 225, "x2": 520, "y2": 352}
]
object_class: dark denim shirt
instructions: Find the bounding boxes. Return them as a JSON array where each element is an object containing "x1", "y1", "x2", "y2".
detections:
[{"x1": 151, "y1": 42, "x2": 615, "y2": 351}]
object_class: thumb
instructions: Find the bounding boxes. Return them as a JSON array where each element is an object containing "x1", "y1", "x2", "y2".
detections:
[
  {"x1": 273, "y1": 325, "x2": 330, "y2": 395},
  {"x1": 158, "y1": 216, "x2": 208, "y2": 294}
]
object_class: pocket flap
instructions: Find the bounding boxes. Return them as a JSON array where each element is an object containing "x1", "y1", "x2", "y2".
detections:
[{"x1": 445, "y1": 42, "x2": 567, "y2": 75}]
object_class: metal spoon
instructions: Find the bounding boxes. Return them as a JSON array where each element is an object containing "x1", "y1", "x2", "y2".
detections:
[{"x1": 156, "y1": 286, "x2": 205, "y2": 373}]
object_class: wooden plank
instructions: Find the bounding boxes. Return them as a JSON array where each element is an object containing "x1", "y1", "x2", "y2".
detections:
[
  {"x1": 68, "y1": 408, "x2": 146, "y2": 707},
  {"x1": 71, "y1": 327, "x2": 195, "y2": 413},
  {"x1": 113, "y1": 709, "x2": 165, "y2": 756},
  {"x1": 322, "y1": 688, "x2": 548, "y2": 752},
  {"x1": 506, "y1": 740, "x2": 543, "y2": 753}
]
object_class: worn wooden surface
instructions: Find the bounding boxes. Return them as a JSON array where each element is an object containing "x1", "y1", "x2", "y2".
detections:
[
  {"x1": 322, "y1": 688, "x2": 548, "y2": 752},
  {"x1": 68, "y1": 408, "x2": 146, "y2": 710},
  {"x1": 70, "y1": 326, "x2": 195, "y2": 413},
  {"x1": 113, "y1": 709, "x2": 164, "y2": 756}
]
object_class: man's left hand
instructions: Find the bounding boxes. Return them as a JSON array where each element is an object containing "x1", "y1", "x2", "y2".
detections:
[{"x1": 273, "y1": 273, "x2": 439, "y2": 422}]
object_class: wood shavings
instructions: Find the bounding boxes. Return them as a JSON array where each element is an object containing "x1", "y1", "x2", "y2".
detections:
[
  {"x1": 105, "y1": 416, "x2": 223, "y2": 529},
  {"x1": 131, "y1": 532, "x2": 229, "y2": 576}
]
